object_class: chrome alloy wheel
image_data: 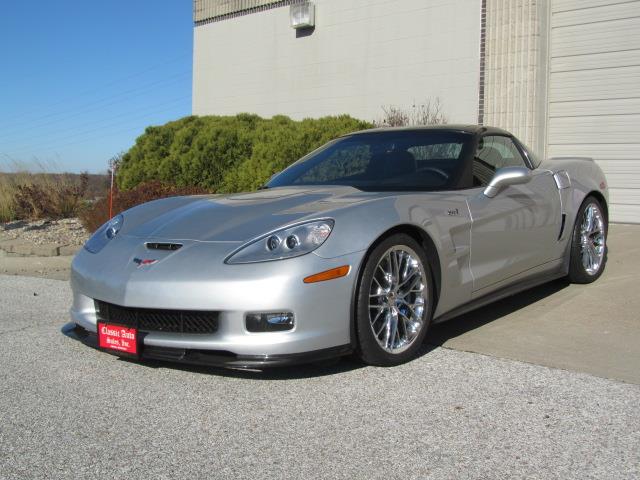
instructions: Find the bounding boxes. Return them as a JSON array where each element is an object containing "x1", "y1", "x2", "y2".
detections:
[
  {"x1": 580, "y1": 203, "x2": 606, "y2": 276},
  {"x1": 368, "y1": 246, "x2": 428, "y2": 354}
]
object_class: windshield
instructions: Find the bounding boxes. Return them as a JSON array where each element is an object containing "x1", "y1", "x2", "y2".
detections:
[{"x1": 267, "y1": 130, "x2": 473, "y2": 191}]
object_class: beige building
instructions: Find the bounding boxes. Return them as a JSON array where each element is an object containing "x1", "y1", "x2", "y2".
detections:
[{"x1": 193, "y1": 0, "x2": 640, "y2": 223}]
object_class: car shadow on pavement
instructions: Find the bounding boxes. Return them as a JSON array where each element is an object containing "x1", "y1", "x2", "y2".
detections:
[
  {"x1": 135, "y1": 356, "x2": 368, "y2": 380},
  {"x1": 426, "y1": 278, "x2": 570, "y2": 347},
  {"x1": 131, "y1": 343, "x2": 438, "y2": 380}
]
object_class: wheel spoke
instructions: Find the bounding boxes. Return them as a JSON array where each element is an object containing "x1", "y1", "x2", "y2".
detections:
[
  {"x1": 401, "y1": 274, "x2": 422, "y2": 296},
  {"x1": 375, "y1": 311, "x2": 390, "y2": 338},
  {"x1": 376, "y1": 263, "x2": 392, "y2": 287},
  {"x1": 400, "y1": 252, "x2": 410, "y2": 283},
  {"x1": 582, "y1": 248, "x2": 590, "y2": 270},
  {"x1": 370, "y1": 307, "x2": 384, "y2": 323},
  {"x1": 398, "y1": 310, "x2": 418, "y2": 340},
  {"x1": 386, "y1": 312, "x2": 398, "y2": 350},
  {"x1": 397, "y1": 268, "x2": 418, "y2": 289},
  {"x1": 390, "y1": 251, "x2": 399, "y2": 284},
  {"x1": 589, "y1": 244, "x2": 600, "y2": 268},
  {"x1": 586, "y1": 207, "x2": 594, "y2": 233}
]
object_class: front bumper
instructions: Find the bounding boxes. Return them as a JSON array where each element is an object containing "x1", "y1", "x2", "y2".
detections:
[
  {"x1": 70, "y1": 237, "x2": 365, "y2": 362},
  {"x1": 65, "y1": 323, "x2": 352, "y2": 368}
]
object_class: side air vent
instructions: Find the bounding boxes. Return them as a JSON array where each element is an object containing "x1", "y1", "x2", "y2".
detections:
[
  {"x1": 553, "y1": 171, "x2": 571, "y2": 190},
  {"x1": 146, "y1": 242, "x2": 182, "y2": 251},
  {"x1": 558, "y1": 214, "x2": 566, "y2": 240}
]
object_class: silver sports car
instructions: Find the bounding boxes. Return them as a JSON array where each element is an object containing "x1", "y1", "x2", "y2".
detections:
[{"x1": 69, "y1": 126, "x2": 608, "y2": 367}]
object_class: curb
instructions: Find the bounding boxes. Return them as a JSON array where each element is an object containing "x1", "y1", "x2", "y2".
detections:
[{"x1": 0, "y1": 240, "x2": 81, "y2": 257}]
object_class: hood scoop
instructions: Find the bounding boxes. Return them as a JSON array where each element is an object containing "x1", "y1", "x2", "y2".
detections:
[{"x1": 146, "y1": 242, "x2": 183, "y2": 251}]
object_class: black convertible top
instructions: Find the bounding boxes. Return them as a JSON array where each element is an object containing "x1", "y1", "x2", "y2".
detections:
[{"x1": 346, "y1": 124, "x2": 512, "y2": 138}]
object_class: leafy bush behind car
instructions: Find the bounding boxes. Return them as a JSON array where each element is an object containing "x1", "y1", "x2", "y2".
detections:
[{"x1": 117, "y1": 114, "x2": 373, "y2": 193}]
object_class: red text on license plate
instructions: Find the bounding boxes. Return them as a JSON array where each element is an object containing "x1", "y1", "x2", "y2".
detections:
[{"x1": 98, "y1": 323, "x2": 138, "y2": 355}]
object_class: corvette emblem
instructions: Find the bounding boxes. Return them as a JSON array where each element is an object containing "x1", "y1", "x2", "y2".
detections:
[{"x1": 133, "y1": 258, "x2": 158, "y2": 268}]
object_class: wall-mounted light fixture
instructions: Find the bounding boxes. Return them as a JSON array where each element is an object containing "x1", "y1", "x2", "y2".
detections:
[{"x1": 290, "y1": 1, "x2": 315, "y2": 29}]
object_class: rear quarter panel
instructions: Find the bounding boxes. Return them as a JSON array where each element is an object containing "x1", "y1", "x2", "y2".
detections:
[
  {"x1": 541, "y1": 157, "x2": 609, "y2": 265},
  {"x1": 542, "y1": 157, "x2": 608, "y2": 217}
]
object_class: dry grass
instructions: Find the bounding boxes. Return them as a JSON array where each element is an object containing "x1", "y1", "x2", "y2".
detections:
[
  {"x1": 0, "y1": 180, "x2": 16, "y2": 222},
  {"x1": 0, "y1": 172, "x2": 26, "y2": 223},
  {"x1": 0, "y1": 159, "x2": 97, "y2": 223}
]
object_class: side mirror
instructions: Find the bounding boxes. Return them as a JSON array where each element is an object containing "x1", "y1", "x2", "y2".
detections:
[{"x1": 483, "y1": 166, "x2": 532, "y2": 198}]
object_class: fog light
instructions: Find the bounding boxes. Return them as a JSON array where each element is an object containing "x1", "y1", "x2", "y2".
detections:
[{"x1": 246, "y1": 312, "x2": 295, "y2": 332}]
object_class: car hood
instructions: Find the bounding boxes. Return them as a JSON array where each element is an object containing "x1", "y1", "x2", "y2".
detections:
[{"x1": 121, "y1": 186, "x2": 387, "y2": 242}]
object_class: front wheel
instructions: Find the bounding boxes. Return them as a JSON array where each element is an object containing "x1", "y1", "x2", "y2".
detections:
[
  {"x1": 568, "y1": 196, "x2": 607, "y2": 284},
  {"x1": 355, "y1": 234, "x2": 434, "y2": 366}
]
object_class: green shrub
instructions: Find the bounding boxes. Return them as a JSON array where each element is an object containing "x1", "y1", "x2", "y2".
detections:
[{"x1": 117, "y1": 114, "x2": 372, "y2": 193}]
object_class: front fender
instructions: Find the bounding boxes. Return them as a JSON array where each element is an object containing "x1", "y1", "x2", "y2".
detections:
[{"x1": 313, "y1": 192, "x2": 473, "y2": 317}]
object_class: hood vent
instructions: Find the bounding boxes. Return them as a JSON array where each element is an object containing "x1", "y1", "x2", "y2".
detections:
[{"x1": 146, "y1": 242, "x2": 183, "y2": 251}]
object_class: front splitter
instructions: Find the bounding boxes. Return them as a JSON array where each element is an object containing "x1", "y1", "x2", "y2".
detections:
[{"x1": 63, "y1": 323, "x2": 353, "y2": 369}]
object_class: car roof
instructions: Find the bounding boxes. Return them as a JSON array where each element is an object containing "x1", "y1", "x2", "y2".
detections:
[{"x1": 344, "y1": 124, "x2": 512, "y2": 137}]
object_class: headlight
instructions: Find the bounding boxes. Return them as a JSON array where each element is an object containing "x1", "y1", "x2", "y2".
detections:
[
  {"x1": 84, "y1": 214, "x2": 124, "y2": 254},
  {"x1": 225, "y1": 219, "x2": 334, "y2": 264}
]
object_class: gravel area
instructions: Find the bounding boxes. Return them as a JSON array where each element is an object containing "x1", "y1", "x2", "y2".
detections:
[
  {"x1": 0, "y1": 275, "x2": 638, "y2": 480},
  {"x1": 0, "y1": 218, "x2": 89, "y2": 245}
]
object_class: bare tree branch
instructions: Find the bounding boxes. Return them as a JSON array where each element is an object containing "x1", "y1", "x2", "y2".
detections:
[{"x1": 375, "y1": 98, "x2": 448, "y2": 127}]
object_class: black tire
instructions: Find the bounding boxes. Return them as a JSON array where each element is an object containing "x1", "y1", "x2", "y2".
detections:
[
  {"x1": 568, "y1": 196, "x2": 608, "y2": 284},
  {"x1": 355, "y1": 233, "x2": 434, "y2": 366}
]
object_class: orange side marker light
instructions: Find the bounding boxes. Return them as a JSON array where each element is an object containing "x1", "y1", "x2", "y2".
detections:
[{"x1": 303, "y1": 265, "x2": 351, "y2": 284}]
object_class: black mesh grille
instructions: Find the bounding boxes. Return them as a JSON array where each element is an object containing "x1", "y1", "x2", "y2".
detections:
[{"x1": 95, "y1": 301, "x2": 218, "y2": 334}]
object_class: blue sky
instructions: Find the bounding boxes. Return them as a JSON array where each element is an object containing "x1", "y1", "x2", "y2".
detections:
[{"x1": 0, "y1": 1, "x2": 193, "y2": 173}]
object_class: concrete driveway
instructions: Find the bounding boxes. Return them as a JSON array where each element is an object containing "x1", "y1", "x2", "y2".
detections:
[
  {"x1": 429, "y1": 224, "x2": 640, "y2": 384},
  {"x1": 0, "y1": 275, "x2": 638, "y2": 479}
]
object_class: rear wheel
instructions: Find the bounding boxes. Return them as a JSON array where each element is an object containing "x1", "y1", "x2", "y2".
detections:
[
  {"x1": 568, "y1": 196, "x2": 607, "y2": 284},
  {"x1": 355, "y1": 234, "x2": 434, "y2": 366}
]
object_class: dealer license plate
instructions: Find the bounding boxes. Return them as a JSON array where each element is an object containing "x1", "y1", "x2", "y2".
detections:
[{"x1": 97, "y1": 322, "x2": 138, "y2": 356}]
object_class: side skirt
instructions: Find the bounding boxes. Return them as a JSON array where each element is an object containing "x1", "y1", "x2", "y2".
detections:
[{"x1": 432, "y1": 268, "x2": 567, "y2": 324}]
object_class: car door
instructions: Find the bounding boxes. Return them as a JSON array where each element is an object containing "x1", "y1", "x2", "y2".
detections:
[{"x1": 467, "y1": 135, "x2": 561, "y2": 296}]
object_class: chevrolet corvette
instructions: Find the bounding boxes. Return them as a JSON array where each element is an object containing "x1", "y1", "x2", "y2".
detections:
[{"x1": 69, "y1": 125, "x2": 608, "y2": 367}]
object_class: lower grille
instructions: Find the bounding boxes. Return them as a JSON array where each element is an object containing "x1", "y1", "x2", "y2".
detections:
[{"x1": 95, "y1": 301, "x2": 219, "y2": 334}]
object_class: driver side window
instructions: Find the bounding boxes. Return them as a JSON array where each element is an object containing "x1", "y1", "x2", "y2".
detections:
[
  {"x1": 294, "y1": 145, "x2": 371, "y2": 184},
  {"x1": 473, "y1": 135, "x2": 526, "y2": 186}
]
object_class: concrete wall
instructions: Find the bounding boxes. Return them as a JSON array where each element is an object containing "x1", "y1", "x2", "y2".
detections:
[{"x1": 193, "y1": 0, "x2": 482, "y2": 124}]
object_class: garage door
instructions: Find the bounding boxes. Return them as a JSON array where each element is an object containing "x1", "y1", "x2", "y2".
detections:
[{"x1": 548, "y1": 0, "x2": 640, "y2": 223}]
